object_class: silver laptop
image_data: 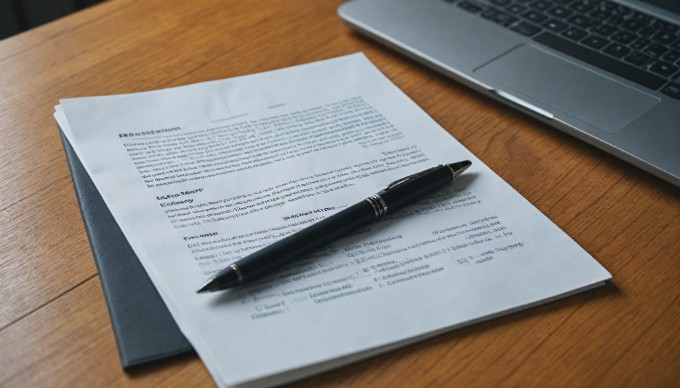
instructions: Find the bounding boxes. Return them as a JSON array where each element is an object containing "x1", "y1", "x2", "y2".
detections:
[{"x1": 339, "y1": 0, "x2": 680, "y2": 186}]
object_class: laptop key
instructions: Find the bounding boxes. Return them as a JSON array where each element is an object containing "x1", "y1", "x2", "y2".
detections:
[
  {"x1": 481, "y1": 7, "x2": 519, "y2": 26},
  {"x1": 599, "y1": 1, "x2": 618, "y2": 12},
  {"x1": 589, "y1": 9, "x2": 610, "y2": 21},
  {"x1": 630, "y1": 10, "x2": 652, "y2": 24},
  {"x1": 607, "y1": 15, "x2": 625, "y2": 27},
  {"x1": 590, "y1": 24, "x2": 616, "y2": 37},
  {"x1": 562, "y1": 27, "x2": 588, "y2": 41},
  {"x1": 644, "y1": 43, "x2": 667, "y2": 57},
  {"x1": 511, "y1": 21, "x2": 542, "y2": 36},
  {"x1": 569, "y1": 0, "x2": 595, "y2": 13},
  {"x1": 653, "y1": 20, "x2": 678, "y2": 33},
  {"x1": 649, "y1": 61, "x2": 679, "y2": 78},
  {"x1": 582, "y1": 35, "x2": 610, "y2": 50},
  {"x1": 653, "y1": 31, "x2": 677, "y2": 45},
  {"x1": 611, "y1": 30, "x2": 636, "y2": 44},
  {"x1": 568, "y1": 15, "x2": 595, "y2": 29},
  {"x1": 529, "y1": 0, "x2": 552, "y2": 11},
  {"x1": 662, "y1": 50, "x2": 680, "y2": 64},
  {"x1": 543, "y1": 19, "x2": 569, "y2": 32},
  {"x1": 661, "y1": 82, "x2": 680, "y2": 100},
  {"x1": 547, "y1": 6, "x2": 572, "y2": 18},
  {"x1": 524, "y1": 10, "x2": 547, "y2": 24},
  {"x1": 631, "y1": 38, "x2": 651, "y2": 51},
  {"x1": 506, "y1": 4, "x2": 527, "y2": 14},
  {"x1": 624, "y1": 52, "x2": 652, "y2": 67},
  {"x1": 496, "y1": 12, "x2": 520, "y2": 25},
  {"x1": 638, "y1": 26, "x2": 657, "y2": 37},
  {"x1": 603, "y1": 43, "x2": 630, "y2": 58},
  {"x1": 621, "y1": 19, "x2": 646, "y2": 33},
  {"x1": 533, "y1": 32, "x2": 666, "y2": 89}
]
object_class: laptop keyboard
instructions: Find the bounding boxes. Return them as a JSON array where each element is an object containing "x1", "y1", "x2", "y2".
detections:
[{"x1": 444, "y1": 0, "x2": 680, "y2": 99}]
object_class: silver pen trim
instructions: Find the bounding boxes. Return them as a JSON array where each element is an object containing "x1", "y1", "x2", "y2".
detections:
[
  {"x1": 365, "y1": 194, "x2": 387, "y2": 219},
  {"x1": 230, "y1": 263, "x2": 244, "y2": 284}
]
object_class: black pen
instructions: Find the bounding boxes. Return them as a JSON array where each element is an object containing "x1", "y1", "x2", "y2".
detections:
[{"x1": 197, "y1": 160, "x2": 471, "y2": 293}]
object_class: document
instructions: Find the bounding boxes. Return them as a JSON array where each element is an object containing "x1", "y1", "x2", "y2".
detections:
[{"x1": 55, "y1": 53, "x2": 610, "y2": 387}]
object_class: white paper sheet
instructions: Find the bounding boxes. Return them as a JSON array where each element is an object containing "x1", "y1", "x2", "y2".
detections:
[{"x1": 55, "y1": 53, "x2": 610, "y2": 387}]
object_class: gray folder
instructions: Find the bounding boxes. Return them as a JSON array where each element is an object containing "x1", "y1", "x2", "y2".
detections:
[{"x1": 60, "y1": 130, "x2": 193, "y2": 369}]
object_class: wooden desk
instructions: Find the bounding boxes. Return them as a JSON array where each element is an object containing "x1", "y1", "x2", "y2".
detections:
[{"x1": 1, "y1": 0, "x2": 678, "y2": 386}]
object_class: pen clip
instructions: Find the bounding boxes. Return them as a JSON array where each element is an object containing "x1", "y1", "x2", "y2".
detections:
[{"x1": 384, "y1": 165, "x2": 442, "y2": 191}]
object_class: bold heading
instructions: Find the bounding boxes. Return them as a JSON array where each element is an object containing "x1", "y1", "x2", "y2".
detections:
[{"x1": 119, "y1": 127, "x2": 180, "y2": 138}]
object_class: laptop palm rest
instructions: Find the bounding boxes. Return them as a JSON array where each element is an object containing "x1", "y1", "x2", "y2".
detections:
[{"x1": 474, "y1": 44, "x2": 659, "y2": 134}]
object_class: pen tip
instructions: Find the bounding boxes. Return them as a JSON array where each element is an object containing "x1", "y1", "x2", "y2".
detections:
[
  {"x1": 447, "y1": 160, "x2": 472, "y2": 178},
  {"x1": 196, "y1": 277, "x2": 220, "y2": 293},
  {"x1": 197, "y1": 266, "x2": 242, "y2": 293}
]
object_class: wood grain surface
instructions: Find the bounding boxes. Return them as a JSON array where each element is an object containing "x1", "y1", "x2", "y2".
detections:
[{"x1": 0, "y1": 0, "x2": 678, "y2": 386}]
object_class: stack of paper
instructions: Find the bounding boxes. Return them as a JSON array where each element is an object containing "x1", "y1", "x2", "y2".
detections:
[{"x1": 55, "y1": 53, "x2": 610, "y2": 387}]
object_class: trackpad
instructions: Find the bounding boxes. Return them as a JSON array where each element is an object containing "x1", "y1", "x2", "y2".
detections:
[{"x1": 474, "y1": 44, "x2": 659, "y2": 133}]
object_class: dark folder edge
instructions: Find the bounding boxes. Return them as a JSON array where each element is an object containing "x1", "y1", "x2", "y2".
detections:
[{"x1": 59, "y1": 129, "x2": 194, "y2": 369}]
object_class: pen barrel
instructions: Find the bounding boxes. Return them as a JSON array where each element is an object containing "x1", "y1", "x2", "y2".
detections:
[
  {"x1": 225, "y1": 164, "x2": 461, "y2": 287},
  {"x1": 235, "y1": 200, "x2": 376, "y2": 282}
]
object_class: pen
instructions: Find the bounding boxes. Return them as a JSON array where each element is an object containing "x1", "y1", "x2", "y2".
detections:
[{"x1": 197, "y1": 160, "x2": 472, "y2": 292}]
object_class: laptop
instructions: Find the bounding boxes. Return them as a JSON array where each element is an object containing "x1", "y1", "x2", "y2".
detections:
[{"x1": 339, "y1": 0, "x2": 680, "y2": 186}]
